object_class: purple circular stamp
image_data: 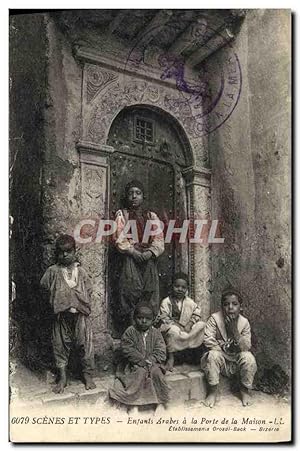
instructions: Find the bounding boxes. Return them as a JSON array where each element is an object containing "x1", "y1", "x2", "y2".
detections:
[{"x1": 124, "y1": 19, "x2": 242, "y2": 137}]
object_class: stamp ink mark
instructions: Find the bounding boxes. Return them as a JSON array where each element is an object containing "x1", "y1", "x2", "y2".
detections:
[{"x1": 124, "y1": 20, "x2": 242, "y2": 138}]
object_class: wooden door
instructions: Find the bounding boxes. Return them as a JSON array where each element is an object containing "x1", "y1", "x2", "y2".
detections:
[{"x1": 107, "y1": 106, "x2": 188, "y2": 337}]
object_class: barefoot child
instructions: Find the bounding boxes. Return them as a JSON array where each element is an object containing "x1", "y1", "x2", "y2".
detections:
[
  {"x1": 40, "y1": 234, "x2": 96, "y2": 393},
  {"x1": 109, "y1": 303, "x2": 169, "y2": 414},
  {"x1": 159, "y1": 273, "x2": 206, "y2": 371},
  {"x1": 201, "y1": 289, "x2": 257, "y2": 407}
]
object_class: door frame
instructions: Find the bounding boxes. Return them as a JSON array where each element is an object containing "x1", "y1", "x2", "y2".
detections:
[{"x1": 76, "y1": 105, "x2": 212, "y2": 352}]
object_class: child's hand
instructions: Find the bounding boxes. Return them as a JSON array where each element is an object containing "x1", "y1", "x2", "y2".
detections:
[
  {"x1": 184, "y1": 322, "x2": 193, "y2": 333},
  {"x1": 140, "y1": 250, "x2": 153, "y2": 262},
  {"x1": 222, "y1": 339, "x2": 239, "y2": 354},
  {"x1": 225, "y1": 315, "x2": 239, "y2": 340},
  {"x1": 136, "y1": 359, "x2": 148, "y2": 368},
  {"x1": 221, "y1": 340, "x2": 232, "y2": 353},
  {"x1": 131, "y1": 249, "x2": 144, "y2": 263},
  {"x1": 173, "y1": 321, "x2": 185, "y2": 331}
]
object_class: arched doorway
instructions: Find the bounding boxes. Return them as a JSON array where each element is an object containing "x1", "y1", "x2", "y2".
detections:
[{"x1": 107, "y1": 105, "x2": 192, "y2": 337}]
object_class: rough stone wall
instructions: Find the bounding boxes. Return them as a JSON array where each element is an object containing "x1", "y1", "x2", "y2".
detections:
[
  {"x1": 210, "y1": 10, "x2": 291, "y2": 375},
  {"x1": 9, "y1": 13, "x2": 110, "y2": 371},
  {"x1": 42, "y1": 16, "x2": 115, "y2": 370},
  {"x1": 42, "y1": 15, "x2": 82, "y2": 262},
  {"x1": 9, "y1": 14, "x2": 48, "y2": 366}
]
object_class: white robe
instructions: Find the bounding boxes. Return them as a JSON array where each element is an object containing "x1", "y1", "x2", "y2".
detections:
[{"x1": 159, "y1": 296, "x2": 206, "y2": 352}]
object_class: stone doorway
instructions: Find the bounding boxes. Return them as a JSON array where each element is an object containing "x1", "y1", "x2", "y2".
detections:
[
  {"x1": 107, "y1": 105, "x2": 190, "y2": 337},
  {"x1": 77, "y1": 99, "x2": 212, "y2": 355}
]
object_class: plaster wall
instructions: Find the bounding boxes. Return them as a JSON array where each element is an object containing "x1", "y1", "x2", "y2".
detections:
[
  {"x1": 210, "y1": 10, "x2": 291, "y2": 374},
  {"x1": 10, "y1": 14, "x2": 48, "y2": 366}
]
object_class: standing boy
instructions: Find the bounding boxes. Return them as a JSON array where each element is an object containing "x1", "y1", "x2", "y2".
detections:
[
  {"x1": 201, "y1": 289, "x2": 257, "y2": 407},
  {"x1": 114, "y1": 180, "x2": 164, "y2": 327},
  {"x1": 41, "y1": 234, "x2": 96, "y2": 393}
]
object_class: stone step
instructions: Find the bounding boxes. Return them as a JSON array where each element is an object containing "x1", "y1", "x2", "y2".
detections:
[
  {"x1": 17, "y1": 365, "x2": 233, "y2": 407},
  {"x1": 39, "y1": 372, "x2": 207, "y2": 407}
]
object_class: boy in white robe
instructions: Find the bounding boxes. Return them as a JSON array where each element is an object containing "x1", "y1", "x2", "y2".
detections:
[{"x1": 159, "y1": 272, "x2": 206, "y2": 371}]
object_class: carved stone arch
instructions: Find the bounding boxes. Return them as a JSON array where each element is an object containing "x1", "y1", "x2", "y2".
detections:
[
  {"x1": 83, "y1": 75, "x2": 209, "y2": 166},
  {"x1": 106, "y1": 102, "x2": 195, "y2": 167}
]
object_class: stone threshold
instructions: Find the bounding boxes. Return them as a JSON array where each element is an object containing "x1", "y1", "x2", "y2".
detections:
[
  {"x1": 13, "y1": 364, "x2": 213, "y2": 406},
  {"x1": 14, "y1": 364, "x2": 223, "y2": 407}
]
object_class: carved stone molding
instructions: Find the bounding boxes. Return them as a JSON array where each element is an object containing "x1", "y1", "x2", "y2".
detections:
[
  {"x1": 81, "y1": 166, "x2": 106, "y2": 217},
  {"x1": 76, "y1": 46, "x2": 178, "y2": 91},
  {"x1": 83, "y1": 71, "x2": 209, "y2": 165},
  {"x1": 79, "y1": 242, "x2": 108, "y2": 351},
  {"x1": 183, "y1": 167, "x2": 211, "y2": 314},
  {"x1": 182, "y1": 166, "x2": 212, "y2": 188},
  {"x1": 85, "y1": 64, "x2": 119, "y2": 104},
  {"x1": 78, "y1": 144, "x2": 110, "y2": 349},
  {"x1": 192, "y1": 183, "x2": 211, "y2": 319},
  {"x1": 77, "y1": 140, "x2": 114, "y2": 166}
]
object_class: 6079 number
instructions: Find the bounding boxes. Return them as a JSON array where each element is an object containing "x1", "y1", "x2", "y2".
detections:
[{"x1": 11, "y1": 417, "x2": 30, "y2": 424}]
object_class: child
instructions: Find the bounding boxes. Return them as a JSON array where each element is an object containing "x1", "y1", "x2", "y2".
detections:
[
  {"x1": 114, "y1": 180, "x2": 164, "y2": 328},
  {"x1": 159, "y1": 272, "x2": 206, "y2": 371},
  {"x1": 201, "y1": 288, "x2": 257, "y2": 407},
  {"x1": 109, "y1": 302, "x2": 169, "y2": 414},
  {"x1": 40, "y1": 234, "x2": 96, "y2": 394}
]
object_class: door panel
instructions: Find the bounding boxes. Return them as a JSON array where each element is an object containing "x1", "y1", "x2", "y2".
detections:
[{"x1": 107, "y1": 106, "x2": 188, "y2": 337}]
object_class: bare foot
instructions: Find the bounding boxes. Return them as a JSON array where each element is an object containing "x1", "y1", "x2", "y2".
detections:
[
  {"x1": 127, "y1": 406, "x2": 139, "y2": 415},
  {"x1": 84, "y1": 374, "x2": 96, "y2": 390},
  {"x1": 165, "y1": 353, "x2": 174, "y2": 372},
  {"x1": 204, "y1": 385, "x2": 218, "y2": 408},
  {"x1": 53, "y1": 378, "x2": 67, "y2": 394},
  {"x1": 52, "y1": 368, "x2": 67, "y2": 394},
  {"x1": 111, "y1": 401, "x2": 128, "y2": 413},
  {"x1": 154, "y1": 404, "x2": 167, "y2": 416},
  {"x1": 240, "y1": 386, "x2": 253, "y2": 406}
]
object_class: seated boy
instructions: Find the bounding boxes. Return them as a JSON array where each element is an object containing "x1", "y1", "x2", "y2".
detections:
[
  {"x1": 109, "y1": 302, "x2": 169, "y2": 415},
  {"x1": 40, "y1": 234, "x2": 96, "y2": 394},
  {"x1": 159, "y1": 272, "x2": 206, "y2": 371},
  {"x1": 201, "y1": 289, "x2": 257, "y2": 407}
]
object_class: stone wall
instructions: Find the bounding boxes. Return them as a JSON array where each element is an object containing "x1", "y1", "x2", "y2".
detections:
[
  {"x1": 42, "y1": 16, "x2": 115, "y2": 370},
  {"x1": 9, "y1": 14, "x2": 48, "y2": 366},
  {"x1": 209, "y1": 10, "x2": 291, "y2": 374}
]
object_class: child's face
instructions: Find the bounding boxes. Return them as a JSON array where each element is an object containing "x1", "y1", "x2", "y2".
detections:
[
  {"x1": 135, "y1": 307, "x2": 153, "y2": 332},
  {"x1": 127, "y1": 187, "x2": 143, "y2": 209},
  {"x1": 173, "y1": 278, "x2": 188, "y2": 299},
  {"x1": 57, "y1": 243, "x2": 76, "y2": 266},
  {"x1": 222, "y1": 294, "x2": 241, "y2": 319}
]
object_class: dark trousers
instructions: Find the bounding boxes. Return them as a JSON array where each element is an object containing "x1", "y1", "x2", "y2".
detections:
[
  {"x1": 119, "y1": 256, "x2": 159, "y2": 319},
  {"x1": 52, "y1": 311, "x2": 95, "y2": 376}
]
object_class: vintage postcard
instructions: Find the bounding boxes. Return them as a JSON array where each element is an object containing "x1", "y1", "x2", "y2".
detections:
[{"x1": 9, "y1": 9, "x2": 291, "y2": 443}]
